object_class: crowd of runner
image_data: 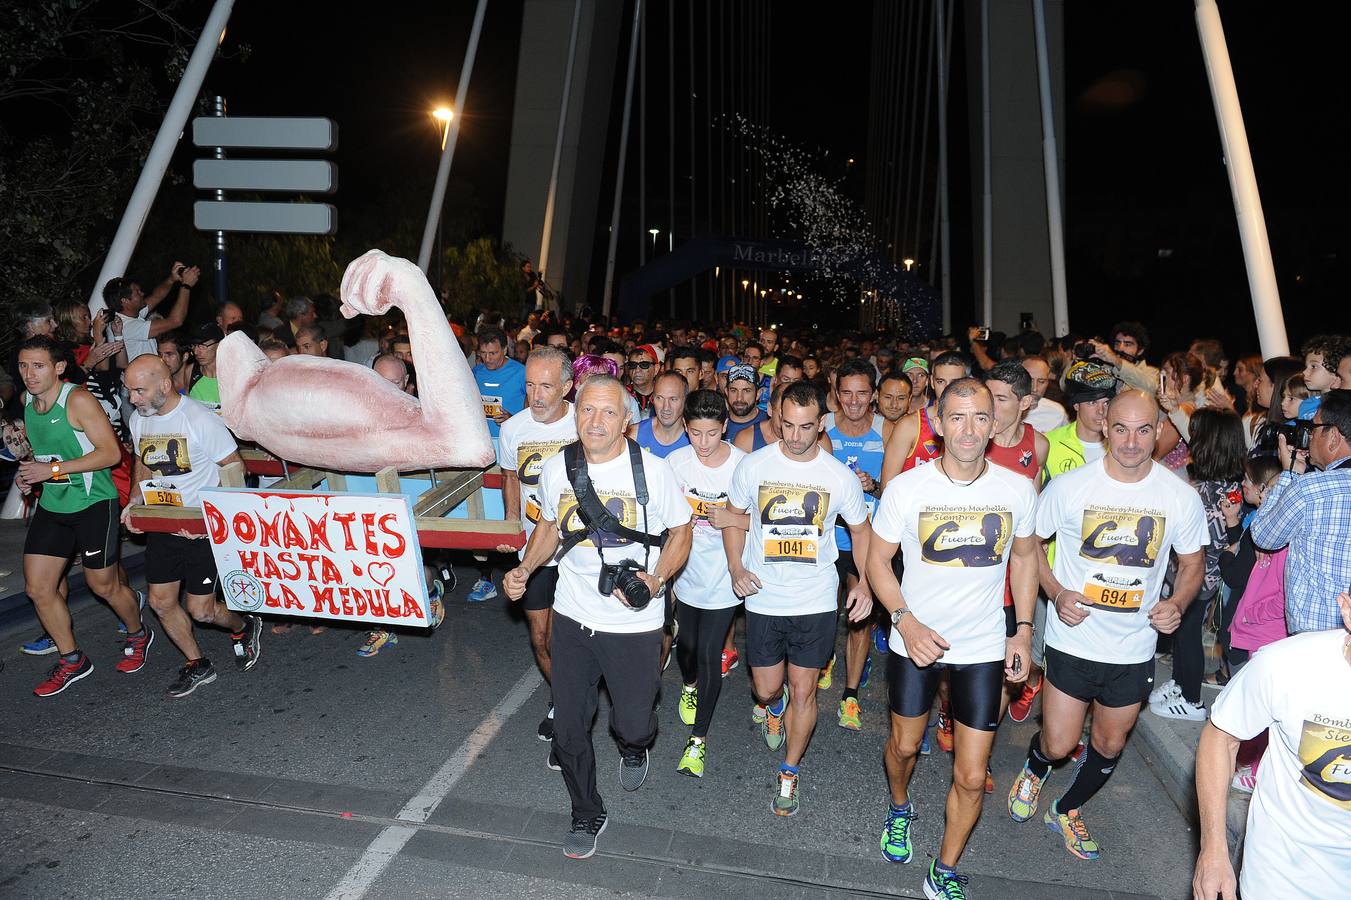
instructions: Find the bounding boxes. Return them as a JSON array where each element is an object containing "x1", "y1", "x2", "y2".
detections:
[{"x1": 2, "y1": 274, "x2": 1349, "y2": 898}]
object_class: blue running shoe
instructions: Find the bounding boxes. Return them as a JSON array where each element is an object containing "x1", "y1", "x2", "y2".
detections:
[
  {"x1": 920, "y1": 728, "x2": 931, "y2": 756},
  {"x1": 871, "y1": 624, "x2": 889, "y2": 654},
  {"x1": 467, "y1": 577, "x2": 498, "y2": 603},
  {"x1": 860, "y1": 654, "x2": 873, "y2": 689},
  {"x1": 117, "y1": 589, "x2": 147, "y2": 635},
  {"x1": 21, "y1": 634, "x2": 58, "y2": 656}
]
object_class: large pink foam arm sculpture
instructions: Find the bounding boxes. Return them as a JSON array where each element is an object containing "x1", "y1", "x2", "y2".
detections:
[{"x1": 218, "y1": 250, "x2": 494, "y2": 472}]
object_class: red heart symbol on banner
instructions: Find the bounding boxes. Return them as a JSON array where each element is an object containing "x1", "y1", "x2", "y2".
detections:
[{"x1": 368, "y1": 562, "x2": 396, "y2": 587}]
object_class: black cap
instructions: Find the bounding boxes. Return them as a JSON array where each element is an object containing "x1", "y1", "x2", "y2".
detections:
[{"x1": 190, "y1": 323, "x2": 225, "y2": 346}]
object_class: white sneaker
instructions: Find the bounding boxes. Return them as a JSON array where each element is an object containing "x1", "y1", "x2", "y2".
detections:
[
  {"x1": 1148, "y1": 678, "x2": 1182, "y2": 706},
  {"x1": 1151, "y1": 695, "x2": 1207, "y2": 721},
  {"x1": 1232, "y1": 764, "x2": 1256, "y2": 793}
]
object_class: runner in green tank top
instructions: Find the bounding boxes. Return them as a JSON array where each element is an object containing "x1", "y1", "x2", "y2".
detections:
[{"x1": 16, "y1": 335, "x2": 148, "y2": 698}]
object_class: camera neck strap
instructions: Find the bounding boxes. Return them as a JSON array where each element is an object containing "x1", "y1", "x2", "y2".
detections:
[{"x1": 560, "y1": 439, "x2": 666, "y2": 557}]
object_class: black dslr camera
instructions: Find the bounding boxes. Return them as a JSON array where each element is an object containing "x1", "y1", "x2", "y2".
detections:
[
  {"x1": 599, "y1": 559, "x2": 651, "y2": 609},
  {"x1": 1258, "y1": 419, "x2": 1315, "y2": 454}
]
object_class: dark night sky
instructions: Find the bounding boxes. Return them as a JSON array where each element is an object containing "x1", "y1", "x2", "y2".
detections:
[{"x1": 186, "y1": 1, "x2": 1347, "y2": 348}]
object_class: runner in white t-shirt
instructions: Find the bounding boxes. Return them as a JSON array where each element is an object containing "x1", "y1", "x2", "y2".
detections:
[
  {"x1": 865, "y1": 377, "x2": 1039, "y2": 898},
  {"x1": 723, "y1": 381, "x2": 872, "y2": 818},
  {"x1": 120, "y1": 354, "x2": 259, "y2": 699},
  {"x1": 1193, "y1": 594, "x2": 1351, "y2": 900},
  {"x1": 665, "y1": 390, "x2": 748, "y2": 779},
  {"x1": 503, "y1": 376, "x2": 692, "y2": 861},
  {"x1": 1006, "y1": 390, "x2": 1209, "y2": 861},
  {"x1": 495, "y1": 347, "x2": 576, "y2": 760}
]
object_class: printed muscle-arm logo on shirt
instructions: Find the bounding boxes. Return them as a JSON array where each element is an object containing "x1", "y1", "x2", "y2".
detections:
[
  {"x1": 1298, "y1": 715, "x2": 1351, "y2": 809},
  {"x1": 757, "y1": 482, "x2": 829, "y2": 529},
  {"x1": 1078, "y1": 508, "x2": 1164, "y2": 568},
  {"x1": 138, "y1": 435, "x2": 192, "y2": 478},
  {"x1": 918, "y1": 509, "x2": 1011, "y2": 567},
  {"x1": 517, "y1": 439, "x2": 571, "y2": 486},
  {"x1": 557, "y1": 489, "x2": 638, "y2": 548}
]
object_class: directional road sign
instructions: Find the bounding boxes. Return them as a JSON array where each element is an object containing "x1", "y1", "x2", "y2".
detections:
[
  {"x1": 192, "y1": 117, "x2": 338, "y2": 151},
  {"x1": 194, "y1": 201, "x2": 336, "y2": 235},
  {"x1": 192, "y1": 159, "x2": 337, "y2": 193}
]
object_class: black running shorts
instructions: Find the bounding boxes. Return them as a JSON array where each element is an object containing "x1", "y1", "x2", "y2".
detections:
[
  {"x1": 145, "y1": 532, "x2": 219, "y2": 595},
  {"x1": 24, "y1": 499, "x2": 120, "y2": 570},
  {"x1": 1044, "y1": 646, "x2": 1154, "y2": 709},
  {"x1": 522, "y1": 564, "x2": 559, "y2": 612},
  {"x1": 746, "y1": 610, "x2": 837, "y2": 669},
  {"x1": 887, "y1": 652, "x2": 1005, "y2": 731}
]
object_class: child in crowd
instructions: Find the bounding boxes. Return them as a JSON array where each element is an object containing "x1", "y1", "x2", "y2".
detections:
[
  {"x1": 1279, "y1": 375, "x2": 1310, "y2": 422},
  {"x1": 1297, "y1": 335, "x2": 1345, "y2": 419},
  {"x1": 1216, "y1": 454, "x2": 1288, "y2": 792}
]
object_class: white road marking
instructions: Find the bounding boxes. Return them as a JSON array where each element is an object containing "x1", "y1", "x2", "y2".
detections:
[{"x1": 324, "y1": 667, "x2": 543, "y2": 900}]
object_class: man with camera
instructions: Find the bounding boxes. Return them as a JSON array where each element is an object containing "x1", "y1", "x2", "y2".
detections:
[
  {"x1": 1250, "y1": 388, "x2": 1351, "y2": 634},
  {"x1": 503, "y1": 375, "x2": 692, "y2": 860},
  {"x1": 1085, "y1": 321, "x2": 1160, "y2": 395}
]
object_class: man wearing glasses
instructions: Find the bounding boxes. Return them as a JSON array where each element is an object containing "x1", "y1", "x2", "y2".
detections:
[{"x1": 625, "y1": 347, "x2": 659, "y2": 421}]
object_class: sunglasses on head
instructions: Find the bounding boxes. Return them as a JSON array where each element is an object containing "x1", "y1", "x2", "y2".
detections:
[{"x1": 627, "y1": 360, "x2": 654, "y2": 370}]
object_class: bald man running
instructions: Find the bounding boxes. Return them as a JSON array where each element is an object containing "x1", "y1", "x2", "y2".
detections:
[
  {"x1": 1005, "y1": 391, "x2": 1208, "y2": 860},
  {"x1": 122, "y1": 355, "x2": 259, "y2": 699}
]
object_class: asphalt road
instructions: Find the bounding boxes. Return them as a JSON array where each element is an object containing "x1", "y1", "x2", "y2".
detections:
[{"x1": 0, "y1": 561, "x2": 1196, "y2": 899}]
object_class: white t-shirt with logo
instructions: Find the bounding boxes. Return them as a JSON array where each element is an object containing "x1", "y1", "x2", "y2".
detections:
[
  {"x1": 874, "y1": 460, "x2": 1038, "y2": 664},
  {"x1": 497, "y1": 404, "x2": 576, "y2": 563},
  {"x1": 1026, "y1": 396, "x2": 1069, "y2": 433},
  {"x1": 1037, "y1": 459, "x2": 1208, "y2": 664},
  {"x1": 537, "y1": 446, "x2": 692, "y2": 633},
  {"x1": 129, "y1": 395, "x2": 238, "y2": 508},
  {"x1": 1210, "y1": 630, "x2": 1351, "y2": 899},
  {"x1": 667, "y1": 443, "x2": 745, "y2": 609},
  {"x1": 728, "y1": 443, "x2": 870, "y2": 617}
]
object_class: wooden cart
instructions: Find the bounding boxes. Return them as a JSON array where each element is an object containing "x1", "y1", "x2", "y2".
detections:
[{"x1": 128, "y1": 448, "x2": 526, "y2": 552}]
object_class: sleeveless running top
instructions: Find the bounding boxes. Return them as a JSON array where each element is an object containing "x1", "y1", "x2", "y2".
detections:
[
  {"x1": 985, "y1": 423, "x2": 1040, "y2": 481},
  {"x1": 902, "y1": 407, "x2": 943, "y2": 472},
  {"x1": 25, "y1": 382, "x2": 118, "y2": 513},
  {"x1": 635, "y1": 417, "x2": 689, "y2": 459},
  {"x1": 751, "y1": 421, "x2": 771, "y2": 451},
  {"x1": 827, "y1": 413, "x2": 886, "y2": 551},
  {"x1": 726, "y1": 409, "x2": 767, "y2": 443}
]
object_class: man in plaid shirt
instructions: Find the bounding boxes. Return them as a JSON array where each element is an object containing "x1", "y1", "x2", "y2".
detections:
[{"x1": 1251, "y1": 389, "x2": 1351, "y2": 633}]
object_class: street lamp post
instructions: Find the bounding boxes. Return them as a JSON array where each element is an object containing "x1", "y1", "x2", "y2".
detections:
[
  {"x1": 741, "y1": 279, "x2": 749, "y2": 325},
  {"x1": 431, "y1": 107, "x2": 453, "y2": 298}
]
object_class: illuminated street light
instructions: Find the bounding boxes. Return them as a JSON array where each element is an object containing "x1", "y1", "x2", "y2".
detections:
[
  {"x1": 649, "y1": 227, "x2": 660, "y2": 253},
  {"x1": 432, "y1": 106, "x2": 453, "y2": 149},
  {"x1": 903, "y1": 257, "x2": 915, "y2": 272}
]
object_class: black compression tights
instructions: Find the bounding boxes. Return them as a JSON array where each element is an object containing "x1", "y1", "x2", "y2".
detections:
[{"x1": 674, "y1": 601, "x2": 738, "y2": 738}]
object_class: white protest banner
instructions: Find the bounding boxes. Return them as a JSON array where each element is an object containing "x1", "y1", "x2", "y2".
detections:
[{"x1": 200, "y1": 488, "x2": 430, "y2": 627}]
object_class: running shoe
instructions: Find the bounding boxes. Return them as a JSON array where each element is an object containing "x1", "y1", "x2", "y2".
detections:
[
  {"x1": 762, "y1": 686, "x2": 788, "y2": 751},
  {"x1": 772, "y1": 768, "x2": 799, "y2": 817},
  {"x1": 114, "y1": 628, "x2": 155, "y2": 674},
  {"x1": 538, "y1": 704, "x2": 555, "y2": 742},
  {"x1": 116, "y1": 589, "x2": 148, "y2": 635},
  {"x1": 563, "y1": 812, "x2": 608, "y2": 859},
  {"x1": 920, "y1": 729, "x2": 931, "y2": 756},
  {"x1": 985, "y1": 765, "x2": 994, "y2": 795},
  {"x1": 1007, "y1": 764, "x2": 1047, "y2": 822},
  {"x1": 1008, "y1": 673, "x2": 1043, "y2": 723},
  {"x1": 720, "y1": 648, "x2": 739, "y2": 677},
  {"x1": 619, "y1": 749, "x2": 649, "y2": 791},
  {"x1": 923, "y1": 861, "x2": 970, "y2": 899},
  {"x1": 231, "y1": 614, "x2": 263, "y2": 671},
  {"x1": 1231, "y1": 764, "x2": 1256, "y2": 794},
  {"x1": 676, "y1": 736, "x2": 706, "y2": 778},
  {"x1": 871, "y1": 623, "x2": 889, "y2": 654},
  {"x1": 678, "y1": 684, "x2": 698, "y2": 727},
  {"x1": 879, "y1": 804, "x2": 914, "y2": 863},
  {"x1": 935, "y1": 703, "x2": 955, "y2": 754},
  {"x1": 357, "y1": 629, "x2": 397, "y2": 657},
  {"x1": 21, "y1": 634, "x2": 57, "y2": 656},
  {"x1": 751, "y1": 703, "x2": 767, "y2": 725},
  {"x1": 1148, "y1": 678, "x2": 1181, "y2": 706},
  {"x1": 1045, "y1": 801, "x2": 1101, "y2": 860},
  {"x1": 166, "y1": 658, "x2": 217, "y2": 698},
  {"x1": 429, "y1": 578, "x2": 446, "y2": 628},
  {"x1": 33, "y1": 654, "x2": 93, "y2": 698},
  {"x1": 860, "y1": 654, "x2": 873, "y2": 689},
  {"x1": 547, "y1": 744, "x2": 562, "y2": 772},
  {"x1": 817, "y1": 654, "x2": 835, "y2": 690},
  {"x1": 1150, "y1": 695, "x2": 1207, "y2": 721},
  {"x1": 838, "y1": 696, "x2": 862, "y2": 731},
  {"x1": 467, "y1": 577, "x2": 497, "y2": 603}
]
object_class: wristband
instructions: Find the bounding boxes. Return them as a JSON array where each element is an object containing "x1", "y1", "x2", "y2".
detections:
[
  {"x1": 1016, "y1": 620, "x2": 1034, "y2": 631},
  {"x1": 1053, "y1": 588, "x2": 1068, "y2": 605}
]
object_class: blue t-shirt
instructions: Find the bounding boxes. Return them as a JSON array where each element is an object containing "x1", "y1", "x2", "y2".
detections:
[
  {"x1": 826, "y1": 412, "x2": 886, "y2": 552},
  {"x1": 473, "y1": 359, "x2": 527, "y2": 438},
  {"x1": 635, "y1": 418, "x2": 690, "y2": 458}
]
